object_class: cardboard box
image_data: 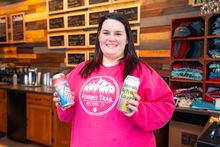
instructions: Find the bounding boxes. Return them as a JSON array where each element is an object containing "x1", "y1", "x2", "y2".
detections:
[{"x1": 169, "y1": 120, "x2": 203, "y2": 147}]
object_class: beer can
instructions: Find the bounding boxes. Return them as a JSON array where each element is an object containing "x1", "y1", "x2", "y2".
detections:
[
  {"x1": 117, "y1": 75, "x2": 140, "y2": 113},
  {"x1": 52, "y1": 73, "x2": 74, "y2": 108}
]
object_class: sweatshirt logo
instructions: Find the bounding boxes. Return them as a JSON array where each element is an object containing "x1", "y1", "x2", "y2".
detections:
[{"x1": 79, "y1": 76, "x2": 119, "y2": 116}]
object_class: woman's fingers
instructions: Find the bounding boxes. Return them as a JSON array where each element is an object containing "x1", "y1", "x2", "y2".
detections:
[
  {"x1": 133, "y1": 93, "x2": 140, "y2": 101},
  {"x1": 123, "y1": 93, "x2": 141, "y2": 117},
  {"x1": 53, "y1": 92, "x2": 61, "y2": 107},
  {"x1": 127, "y1": 99, "x2": 139, "y2": 112},
  {"x1": 53, "y1": 97, "x2": 60, "y2": 102}
]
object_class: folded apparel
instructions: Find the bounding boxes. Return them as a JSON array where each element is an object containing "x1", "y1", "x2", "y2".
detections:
[{"x1": 190, "y1": 100, "x2": 220, "y2": 111}]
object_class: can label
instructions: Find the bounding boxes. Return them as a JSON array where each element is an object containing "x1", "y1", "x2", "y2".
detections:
[
  {"x1": 117, "y1": 75, "x2": 140, "y2": 113},
  {"x1": 52, "y1": 74, "x2": 74, "y2": 108}
]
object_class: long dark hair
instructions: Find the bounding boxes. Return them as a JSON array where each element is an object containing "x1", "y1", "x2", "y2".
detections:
[{"x1": 80, "y1": 13, "x2": 140, "y2": 79}]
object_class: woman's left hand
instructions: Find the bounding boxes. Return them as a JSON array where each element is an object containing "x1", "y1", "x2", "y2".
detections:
[{"x1": 124, "y1": 93, "x2": 141, "y2": 117}]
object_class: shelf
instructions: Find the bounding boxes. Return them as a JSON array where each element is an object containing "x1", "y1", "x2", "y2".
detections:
[
  {"x1": 170, "y1": 13, "x2": 220, "y2": 103},
  {"x1": 171, "y1": 36, "x2": 204, "y2": 41},
  {"x1": 171, "y1": 58, "x2": 203, "y2": 62},
  {"x1": 206, "y1": 58, "x2": 220, "y2": 61},
  {"x1": 205, "y1": 81, "x2": 220, "y2": 84},
  {"x1": 175, "y1": 107, "x2": 220, "y2": 116},
  {"x1": 207, "y1": 35, "x2": 220, "y2": 39},
  {"x1": 170, "y1": 78, "x2": 203, "y2": 83}
]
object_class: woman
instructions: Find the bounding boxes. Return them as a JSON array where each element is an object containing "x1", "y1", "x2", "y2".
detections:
[{"x1": 54, "y1": 13, "x2": 175, "y2": 147}]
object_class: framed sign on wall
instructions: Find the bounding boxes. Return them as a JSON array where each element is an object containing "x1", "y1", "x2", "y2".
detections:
[
  {"x1": 131, "y1": 26, "x2": 140, "y2": 46},
  {"x1": 10, "y1": 13, "x2": 26, "y2": 43},
  {"x1": 87, "y1": 50, "x2": 95, "y2": 60},
  {"x1": 67, "y1": 32, "x2": 87, "y2": 48},
  {"x1": 112, "y1": 0, "x2": 138, "y2": 3},
  {"x1": 88, "y1": 9, "x2": 111, "y2": 27},
  {"x1": 66, "y1": 0, "x2": 87, "y2": 11},
  {"x1": 113, "y1": 4, "x2": 140, "y2": 24},
  {"x1": 47, "y1": 0, "x2": 65, "y2": 14},
  {"x1": 66, "y1": 11, "x2": 87, "y2": 30},
  {"x1": 65, "y1": 50, "x2": 87, "y2": 66},
  {"x1": 48, "y1": 33, "x2": 67, "y2": 49},
  {"x1": 48, "y1": 14, "x2": 66, "y2": 32},
  {"x1": 88, "y1": 30, "x2": 97, "y2": 47},
  {"x1": 0, "y1": 16, "x2": 8, "y2": 44},
  {"x1": 88, "y1": 0, "x2": 111, "y2": 8}
]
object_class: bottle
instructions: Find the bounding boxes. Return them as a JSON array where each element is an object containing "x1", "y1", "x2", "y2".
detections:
[
  {"x1": 52, "y1": 73, "x2": 74, "y2": 109},
  {"x1": 13, "y1": 72, "x2": 17, "y2": 85}
]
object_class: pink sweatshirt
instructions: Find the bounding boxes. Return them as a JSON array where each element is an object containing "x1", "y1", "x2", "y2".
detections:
[{"x1": 56, "y1": 61, "x2": 175, "y2": 147}]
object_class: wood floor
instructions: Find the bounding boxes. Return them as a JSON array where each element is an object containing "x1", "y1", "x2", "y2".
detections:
[{"x1": 0, "y1": 136, "x2": 42, "y2": 147}]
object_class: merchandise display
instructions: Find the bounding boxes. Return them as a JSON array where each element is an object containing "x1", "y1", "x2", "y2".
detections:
[{"x1": 170, "y1": 14, "x2": 220, "y2": 111}]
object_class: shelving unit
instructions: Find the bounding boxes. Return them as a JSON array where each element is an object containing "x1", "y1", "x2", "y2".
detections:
[{"x1": 170, "y1": 14, "x2": 220, "y2": 102}]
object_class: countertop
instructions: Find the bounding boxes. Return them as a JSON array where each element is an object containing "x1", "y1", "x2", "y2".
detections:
[{"x1": 0, "y1": 83, "x2": 54, "y2": 94}]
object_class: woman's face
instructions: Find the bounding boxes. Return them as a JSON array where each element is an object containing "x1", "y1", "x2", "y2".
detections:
[{"x1": 99, "y1": 19, "x2": 127, "y2": 61}]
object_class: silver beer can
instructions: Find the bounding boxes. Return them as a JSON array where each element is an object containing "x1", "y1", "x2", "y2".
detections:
[
  {"x1": 117, "y1": 75, "x2": 140, "y2": 113},
  {"x1": 52, "y1": 73, "x2": 74, "y2": 108}
]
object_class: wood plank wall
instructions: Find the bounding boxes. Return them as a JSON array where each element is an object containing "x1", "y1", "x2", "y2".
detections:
[{"x1": 0, "y1": 0, "x2": 201, "y2": 75}]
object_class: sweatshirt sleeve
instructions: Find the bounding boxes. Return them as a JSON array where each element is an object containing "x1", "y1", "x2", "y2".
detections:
[
  {"x1": 129, "y1": 64, "x2": 175, "y2": 132},
  {"x1": 56, "y1": 104, "x2": 75, "y2": 123}
]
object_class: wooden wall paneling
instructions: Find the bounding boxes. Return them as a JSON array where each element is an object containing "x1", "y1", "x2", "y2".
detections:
[
  {"x1": 140, "y1": 11, "x2": 200, "y2": 28},
  {"x1": 136, "y1": 49, "x2": 140, "y2": 57},
  {"x1": 33, "y1": 47, "x2": 49, "y2": 54},
  {"x1": 16, "y1": 54, "x2": 36, "y2": 59},
  {"x1": 141, "y1": 57, "x2": 170, "y2": 77},
  {"x1": 25, "y1": 12, "x2": 47, "y2": 22},
  {"x1": 27, "y1": 2, "x2": 46, "y2": 13},
  {"x1": 16, "y1": 45, "x2": 37, "y2": 59},
  {"x1": 139, "y1": 49, "x2": 170, "y2": 58},
  {"x1": 3, "y1": 46, "x2": 17, "y2": 58},
  {"x1": 141, "y1": 25, "x2": 170, "y2": 33},
  {"x1": 0, "y1": 2, "x2": 28, "y2": 15},
  {"x1": 26, "y1": 30, "x2": 47, "y2": 43},
  {"x1": 140, "y1": 31, "x2": 170, "y2": 50},
  {"x1": 27, "y1": 0, "x2": 47, "y2": 5},
  {"x1": 140, "y1": 31, "x2": 170, "y2": 42},
  {"x1": 36, "y1": 53, "x2": 65, "y2": 63},
  {"x1": 141, "y1": 0, "x2": 196, "y2": 18},
  {"x1": 140, "y1": 25, "x2": 170, "y2": 54},
  {"x1": 36, "y1": 5, "x2": 47, "y2": 13}
]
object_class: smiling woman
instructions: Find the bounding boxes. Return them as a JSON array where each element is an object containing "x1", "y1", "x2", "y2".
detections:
[{"x1": 53, "y1": 12, "x2": 175, "y2": 147}]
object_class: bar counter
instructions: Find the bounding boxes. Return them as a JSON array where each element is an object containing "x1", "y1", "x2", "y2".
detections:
[{"x1": 0, "y1": 83, "x2": 54, "y2": 94}]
